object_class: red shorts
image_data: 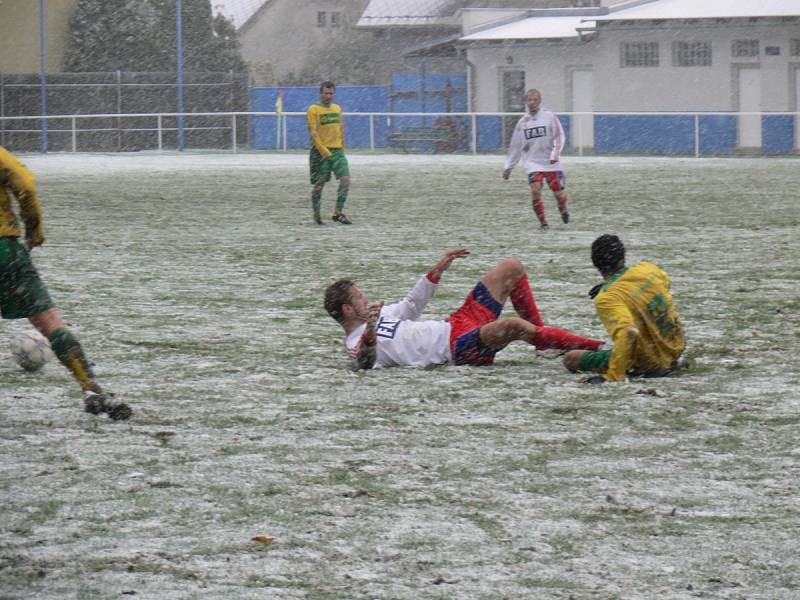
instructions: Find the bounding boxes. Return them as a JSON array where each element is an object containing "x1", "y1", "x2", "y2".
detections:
[
  {"x1": 527, "y1": 170, "x2": 566, "y2": 192},
  {"x1": 448, "y1": 281, "x2": 503, "y2": 366}
]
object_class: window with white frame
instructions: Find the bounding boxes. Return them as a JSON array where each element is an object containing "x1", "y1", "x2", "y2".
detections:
[
  {"x1": 732, "y1": 39, "x2": 759, "y2": 57},
  {"x1": 672, "y1": 41, "x2": 712, "y2": 66},
  {"x1": 620, "y1": 42, "x2": 659, "y2": 67}
]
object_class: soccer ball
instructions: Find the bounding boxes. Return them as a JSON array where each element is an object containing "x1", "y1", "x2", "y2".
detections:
[{"x1": 10, "y1": 330, "x2": 51, "y2": 372}]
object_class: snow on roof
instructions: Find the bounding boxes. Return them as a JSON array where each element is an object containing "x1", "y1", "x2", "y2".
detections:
[
  {"x1": 594, "y1": 0, "x2": 800, "y2": 21},
  {"x1": 458, "y1": 0, "x2": 800, "y2": 43},
  {"x1": 461, "y1": 15, "x2": 594, "y2": 41},
  {"x1": 211, "y1": 0, "x2": 269, "y2": 29},
  {"x1": 358, "y1": 0, "x2": 461, "y2": 27}
]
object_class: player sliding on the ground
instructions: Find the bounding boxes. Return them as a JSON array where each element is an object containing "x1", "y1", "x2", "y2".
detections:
[
  {"x1": 324, "y1": 248, "x2": 604, "y2": 370},
  {"x1": 0, "y1": 146, "x2": 131, "y2": 419},
  {"x1": 562, "y1": 234, "x2": 688, "y2": 383}
]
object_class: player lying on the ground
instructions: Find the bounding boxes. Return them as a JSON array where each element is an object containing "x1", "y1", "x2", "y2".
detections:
[
  {"x1": 324, "y1": 248, "x2": 604, "y2": 370},
  {"x1": 0, "y1": 146, "x2": 131, "y2": 419},
  {"x1": 562, "y1": 234, "x2": 688, "y2": 383}
]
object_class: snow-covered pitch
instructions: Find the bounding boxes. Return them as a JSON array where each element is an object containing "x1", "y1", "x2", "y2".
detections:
[{"x1": 2, "y1": 151, "x2": 799, "y2": 598}]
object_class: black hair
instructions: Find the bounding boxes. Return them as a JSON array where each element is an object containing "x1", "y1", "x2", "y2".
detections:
[
  {"x1": 320, "y1": 81, "x2": 336, "y2": 92},
  {"x1": 591, "y1": 234, "x2": 626, "y2": 276},
  {"x1": 324, "y1": 278, "x2": 354, "y2": 323}
]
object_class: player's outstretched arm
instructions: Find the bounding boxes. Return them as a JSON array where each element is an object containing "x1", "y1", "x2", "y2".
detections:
[
  {"x1": 353, "y1": 301, "x2": 383, "y2": 370},
  {"x1": 429, "y1": 248, "x2": 469, "y2": 281}
]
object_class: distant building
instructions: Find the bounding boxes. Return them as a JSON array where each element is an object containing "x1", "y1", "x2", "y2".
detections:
[
  {"x1": 456, "y1": 0, "x2": 800, "y2": 150},
  {"x1": 0, "y1": 0, "x2": 76, "y2": 74},
  {"x1": 227, "y1": 1, "x2": 613, "y2": 85}
]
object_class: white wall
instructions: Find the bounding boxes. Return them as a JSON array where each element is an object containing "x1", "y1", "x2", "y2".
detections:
[
  {"x1": 593, "y1": 21, "x2": 800, "y2": 111},
  {"x1": 466, "y1": 18, "x2": 800, "y2": 114},
  {"x1": 467, "y1": 41, "x2": 592, "y2": 112}
]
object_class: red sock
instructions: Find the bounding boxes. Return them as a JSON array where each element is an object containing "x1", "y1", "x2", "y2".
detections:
[
  {"x1": 534, "y1": 326, "x2": 604, "y2": 351},
  {"x1": 510, "y1": 275, "x2": 544, "y2": 326},
  {"x1": 533, "y1": 197, "x2": 546, "y2": 224}
]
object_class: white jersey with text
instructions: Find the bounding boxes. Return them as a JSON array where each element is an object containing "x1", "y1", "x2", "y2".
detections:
[
  {"x1": 345, "y1": 275, "x2": 452, "y2": 369},
  {"x1": 503, "y1": 108, "x2": 566, "y2": 173}
]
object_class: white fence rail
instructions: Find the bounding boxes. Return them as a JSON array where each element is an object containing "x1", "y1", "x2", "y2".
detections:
[{"x1": 1, "y1": 111, "x2": 798, "y2": 157}]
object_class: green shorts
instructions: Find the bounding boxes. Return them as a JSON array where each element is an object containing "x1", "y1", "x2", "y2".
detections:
[
  {"x1": 0, "y1": 237, "x2": 54, "y2": 319},
  {"x1": 309, "y1": 147, "x2": 349, "y2": 184},
  {"x1": 579, "y1": 349, "x2": 611, "y2": 373}
]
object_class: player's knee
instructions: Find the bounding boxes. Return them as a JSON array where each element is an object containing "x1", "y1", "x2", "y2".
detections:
[
  {"x1": 563, "y1": 350, "x2": 583, "y2": 372},
  {"x1": 499, "y1": 256, "x2": 525, "y2": 279}
]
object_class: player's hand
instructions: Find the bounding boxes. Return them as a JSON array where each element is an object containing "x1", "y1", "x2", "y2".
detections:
[
  {"x1": 501, "y1": 168, "x2": 511, "y2": 180},
  {"x1": 430, "y1": 248, "x2": 469, "y2": 279},
  {"x1": 365, "y1": 301, "x2": 383, "y2": 326},
  {"x1": 360, "y1": 301, "x2": 383, "y2": 346},
  {"x1": 550, "y1": 159, "x2": 557, "y2": 165},
  {"x1": 581, "y1": 375, "x2": 606, "y2": 384}
]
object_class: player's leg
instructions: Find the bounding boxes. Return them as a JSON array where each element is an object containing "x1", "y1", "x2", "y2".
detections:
[
  {"x1": 473, "y1": 259, "x2": 603, "y2": 350},
  {"x1": 546, "y1": 171, "x2": 570, "y2": 224},
  {"x1": 479, "y1": 256, "x2": 543, "y2": 325},
  {"x1": 1, "y1": 238, "x2": 130, "y2": 419},
  {"x1": 478, "y1": 318, "x2": 604, "y2": 353},
  {"x1": 527, "y1": 173, "x2": 548, "y2": 228},
  {"x1": 309, "y1": 148, "x2": 328, "y2": 225},
  {"x1": 29, "y1": 309, "x2": 132, "y2": 420},
  {"x1": 331, "y1": 150, "x2": 352, "y2": 224}
]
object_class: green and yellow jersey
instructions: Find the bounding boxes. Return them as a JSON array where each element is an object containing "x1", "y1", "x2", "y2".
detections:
[
  {"x1": 0, "y1": 146, "x2": 44, "y2": 246},
  {"x1": 594, "y1": 261, "x2": 685, "y2": 381},
  {"x1": 306, "y1": 102, "x2": 344, "y2": 158}
]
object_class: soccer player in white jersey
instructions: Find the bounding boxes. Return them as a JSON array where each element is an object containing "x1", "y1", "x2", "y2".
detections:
[
  {"x1": 502, "y1": 89, "x2": 570, "y2": 229},
  {"x1": 324, "y1": 248, "x2": 603, "y2": 370}
]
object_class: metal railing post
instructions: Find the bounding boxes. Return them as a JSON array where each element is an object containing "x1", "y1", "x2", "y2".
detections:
[
  {"x1": 694, "y1": 114, "x2": 700, "y2": 158},
  {"x1": 369, "y1": 114, "x2": 375, "y2": 151},
  {"x1": 71, "y1": 117, "x2": 77, "y2": 152},
  {"x1": 471, "y1": 114, "x2": 477, "y2": 154},
  {"x1": 157, "y1": 114, "x2": 163, "y2": 151},
  {"x1": 232, "y1": 114, "x2": 237, "y2": 152}
]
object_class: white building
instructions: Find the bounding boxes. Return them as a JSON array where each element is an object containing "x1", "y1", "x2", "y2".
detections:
[{"x1": 458, "y1": 0, "x2": 800, "y2": 151}]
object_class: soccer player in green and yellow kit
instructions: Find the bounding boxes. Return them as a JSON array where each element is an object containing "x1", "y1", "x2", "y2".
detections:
[
  {"x1": 307, "y1": 81, "x2": 352, "y2": 225},
  {"x1": 1, "y1": 146, "x2": 131, "y2": 419},
  {"x1": 563, "y1": 234, "x2": 688, "y2": 383}
]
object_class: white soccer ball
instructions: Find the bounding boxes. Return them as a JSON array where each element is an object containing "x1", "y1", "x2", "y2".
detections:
[{"x1": 10, "y1": 330, "x2": 51, "y2": 372}]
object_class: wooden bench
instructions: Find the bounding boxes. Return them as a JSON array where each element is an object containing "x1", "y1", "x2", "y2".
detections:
[{"x1": 388, "y1": 125, "x2": 454, "y2": 153}]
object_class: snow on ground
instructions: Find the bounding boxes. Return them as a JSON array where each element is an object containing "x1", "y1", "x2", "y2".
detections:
[{"x1": 1, "y1": 152, "x2": 799, "y2": 598}]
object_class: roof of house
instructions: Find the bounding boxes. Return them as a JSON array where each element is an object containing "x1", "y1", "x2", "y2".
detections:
[
  {"x1": 461, "y1": 14, "x2": 594, "y2": 40},
  {"x1": 459, "y1": 0, "x2": 800, "y2": 43},
  {"x1": 211, "y1": 0, "x2": 270, "y2": 29},
  {"x1": 593, "y1": 0, "x2": 800, "y2": 21},
  {"x1": 357, "y1": 0, "x2": 461, "y2": 27}
]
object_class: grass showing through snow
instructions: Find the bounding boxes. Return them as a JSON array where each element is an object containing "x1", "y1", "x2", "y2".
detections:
[{"x1": 1, "y1": 151, "x2": 799, "y2": 598}]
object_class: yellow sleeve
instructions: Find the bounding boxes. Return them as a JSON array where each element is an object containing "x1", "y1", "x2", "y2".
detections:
[
  {"x1": 306, "y1": 105, "x2": 331, "y2": 158},
  {"x1": 596, "y1": 294, "x2": 636, "y2": 381},
  {"x1": 0, "y1": 148, "x2": 44, "y2": 246}
]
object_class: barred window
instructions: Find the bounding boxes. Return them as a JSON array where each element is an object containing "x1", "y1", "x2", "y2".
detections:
[
  {"x1": 732, "y1": 39, "x2": 759, "y2": 57},
  {"x1": 791, "y1": 39, "x2": 800, "y2": 56},
  {"x1": 672, "y1": 41, "x2": 712, "y2": 66},
  {"x1": 620, "y1": 42, "x2": 659, "y2": 67}
]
